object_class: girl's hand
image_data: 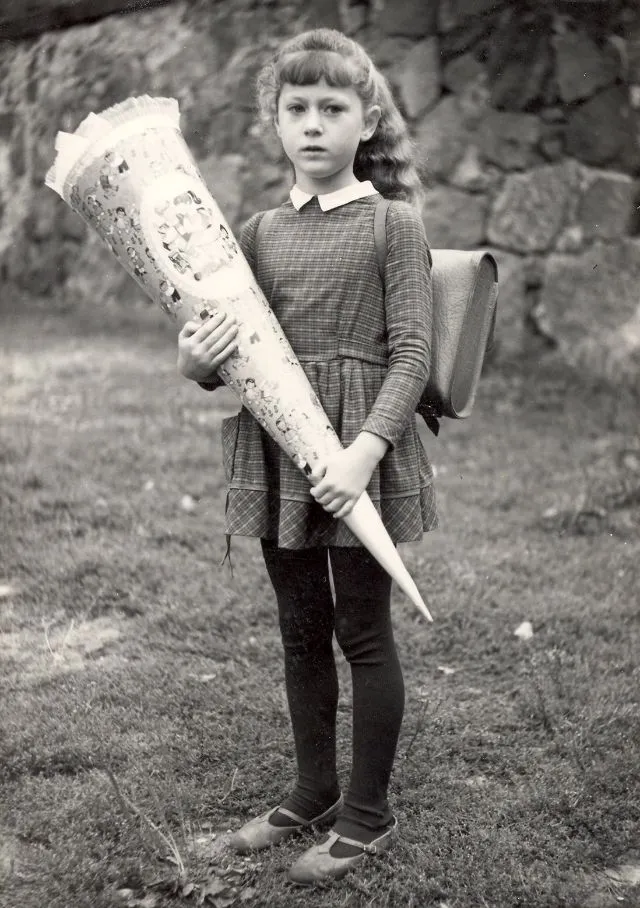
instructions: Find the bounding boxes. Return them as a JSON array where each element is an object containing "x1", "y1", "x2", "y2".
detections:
[
  {"x1": 309, "y1": 432, "x2": 389, "y2": 519},
  {"x1": 177, "y1": 312, "x2": 238, "y2": 381}
]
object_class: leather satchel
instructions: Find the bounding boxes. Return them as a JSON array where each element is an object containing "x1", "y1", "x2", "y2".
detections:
[{"x1": 374, "y1": 198, "x2": 499, "y2": 435}]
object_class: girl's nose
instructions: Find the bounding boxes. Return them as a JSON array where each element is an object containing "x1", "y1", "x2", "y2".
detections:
[{"x1": 304, "y1": 110, "x2": 322, "y2": 134}]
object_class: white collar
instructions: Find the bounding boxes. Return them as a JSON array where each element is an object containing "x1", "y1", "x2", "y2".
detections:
[{"x1": 290, "y1": 180, "x2": 378, "y2": 212}]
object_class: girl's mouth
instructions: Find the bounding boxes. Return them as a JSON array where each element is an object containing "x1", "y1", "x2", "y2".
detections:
[{"x1": 301, "y1": 146, "x2": 327, "y2": 153}]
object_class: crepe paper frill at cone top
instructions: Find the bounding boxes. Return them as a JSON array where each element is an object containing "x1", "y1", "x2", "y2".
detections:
[{"x1": 45, "y1": 96, "x2": 432, "y2": 622}]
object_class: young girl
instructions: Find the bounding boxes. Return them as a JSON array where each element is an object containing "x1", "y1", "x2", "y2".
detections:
[{"x1": 177, "y1": 28, "x2": 436, "y2": 884}]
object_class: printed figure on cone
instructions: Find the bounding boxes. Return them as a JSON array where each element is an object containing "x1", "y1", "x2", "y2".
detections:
[{"x1": 176, "y1": 28, "x2": 437, "y2": 885}]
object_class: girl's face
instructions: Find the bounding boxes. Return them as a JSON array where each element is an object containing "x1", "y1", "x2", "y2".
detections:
[{"x1": 276, "y1": 79, "x2": 380, "y2": 195}]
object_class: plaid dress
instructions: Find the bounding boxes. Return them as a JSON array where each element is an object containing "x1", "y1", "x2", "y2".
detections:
[{"x1": 203, "y1": 192, "x2": 438, "y2": 548}]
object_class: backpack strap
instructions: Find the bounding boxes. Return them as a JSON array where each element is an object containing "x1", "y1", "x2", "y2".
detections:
[
  {"x1": 255, "y1": 207, "x2": 278, "y2": 255},
  {"x1": 373, "y1": 197, "x2": 391, "y2": 284}
]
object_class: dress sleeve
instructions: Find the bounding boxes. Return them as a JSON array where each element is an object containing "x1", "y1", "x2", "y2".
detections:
[
  {"x1": 198, "y1": 212, "x2": 263, "y2": 392},
  {"x1": 360, "y1": 201, "x2": 432, "y2": 448}
]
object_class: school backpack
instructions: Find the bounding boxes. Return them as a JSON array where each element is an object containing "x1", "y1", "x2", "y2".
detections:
[{"x1": 255, "y1": 197, "x2": 498, "y2": 436}]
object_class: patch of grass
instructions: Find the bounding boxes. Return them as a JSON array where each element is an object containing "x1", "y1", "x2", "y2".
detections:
[{"x1": 1, "y1": 305, "x2": 639, "y2": 908}]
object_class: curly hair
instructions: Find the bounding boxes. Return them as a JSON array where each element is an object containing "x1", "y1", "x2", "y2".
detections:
[{"x1": 255, "y1": 28, "x2": 424, "y2": 210}]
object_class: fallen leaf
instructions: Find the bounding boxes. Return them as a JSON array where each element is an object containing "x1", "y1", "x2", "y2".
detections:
[
  {"x1": 137, "y1": 896, "x2": 159, "y2": 908},
  {"x1": 239, "y1": 886, "x2": 258, "y2": 901},
  {"x1": 182, "y1": 881, "x2": 196, "y2": 897},
  {"x1": 514, "y1": 621, "x2": 534, "y2": 640},
  {"x1": 180, "y1": 494, "x2": 197, "y2": 513},
  {"x1": 200, "y1": 877, "x2": 230, "y2": 899},
  {"x1": 604, "y1": 863, "x2": 640, "y2": 886},
  {"x1": 0, "y1": 583, "x2": 16, "y2": 598},
  {"x1": 144, "y1": 479, "x2": 155, "y2": 491},
  {"x1": 437, "y1": 665, "x2": 457, "y2": 675}
]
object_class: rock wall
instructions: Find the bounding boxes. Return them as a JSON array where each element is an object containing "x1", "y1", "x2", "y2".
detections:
[{"x1": 1, "y1": 0, "x2": 640, "y2": 379}]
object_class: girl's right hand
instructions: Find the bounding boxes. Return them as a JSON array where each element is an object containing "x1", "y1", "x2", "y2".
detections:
[{"x1": 177, "y1": 312, "x2": 239, "y2": 381}]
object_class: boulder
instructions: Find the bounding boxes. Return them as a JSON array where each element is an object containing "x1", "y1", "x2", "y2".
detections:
[
  {"x1": 486, "y1": 8, "x2": 554, "y2": 111},
  {"x1": 552, "y1": 24, "x2": 620, "y2": 104},
  {"x1": 449, "y1": 144, "x2": 502, "y2": 194},
  {"x1": 541, "y1": 240, "x2": 640, "y2": 349},
  {"x1": 483, "y1": 250, "x2": 528, "y2": 360},
  {"x1": 0, "y1": 0, "x2": 171, "y2": 40},
  {"x1": 442, "y1": 52, "x2": 485, "y2": 94},
  {"x1": 372, "y1": 37, "x2": 415, "y2": 69},
  {"x1": 538, "y1": 121, "x2": 566, "y2": 162},
  {"x1": 577, "y1": 172, "x2": 638, "y2": 242},
  {"x1": 566, "y1": 86, "x2": 640, "y2": 173},
  {"x1": 393, "y1": 38, "x2": 440, "y2": 119},
  {"x1": 414, "y1": 96, "x2": 472, "y2": 181},
  {"x1": 440, "y1": 15, "x2": 493, "y2": 58},
  {"x1": 377, "y1": 0, "x2": 438, "y2": 38},
  {"x1": 629, "y1": 20, "x2": 640, "y2": 83},
  {"x1": 197, "y1": 154, "x2": 245, "y2": 224},
  {"x1": 487, "y1": 161, "x2": 582, "y2": 253},
  {"x1": 299, "y1": 0, "x2": 343, "y2": 30},
  {"x1": 438, "y1": 0, "x2": 501, "y2": 33},
  {"x1": 477, "y1": 110, "x2": 541, "y2": 171},
  {"x1": 422, "y1": 184, "x2": 488, "y2": 249}
]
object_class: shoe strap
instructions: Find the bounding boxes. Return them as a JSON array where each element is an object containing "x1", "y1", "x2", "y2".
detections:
[
  {"x1": 321, "y1": 820, "x2": 397, "y2": 855},
  {"x1": 271, "y1": 806, "x2": 308, "y2": 826},
  {"x1": 319, "y1": 831, "x2": 375, "y2": 855}
]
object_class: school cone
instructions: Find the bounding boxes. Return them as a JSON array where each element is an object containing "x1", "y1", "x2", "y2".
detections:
[
  {"x1": 44, "y1": 95, "x2": 432, "y2": 621},
  {"x1": 345, "y1": 495, "x2": 433, "y2": 621}
]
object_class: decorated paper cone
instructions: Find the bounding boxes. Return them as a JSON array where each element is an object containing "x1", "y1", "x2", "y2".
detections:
[{"x1": 45, "y1": 95, "x2": 431, "y2": 620}]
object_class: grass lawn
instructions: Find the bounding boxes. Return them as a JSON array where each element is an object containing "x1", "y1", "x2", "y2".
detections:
[{"x1": 1, "y1": 300, "x2": 639, "y2": 908}]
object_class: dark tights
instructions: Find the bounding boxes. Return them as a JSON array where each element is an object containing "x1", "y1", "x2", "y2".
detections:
[{"x1": 261, "y1": 540, "x2": 405, "y2": 840}]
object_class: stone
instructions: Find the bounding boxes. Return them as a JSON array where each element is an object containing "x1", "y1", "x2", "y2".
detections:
[
  {"x1": 372, "y1": 37, "x2": 414, "y2": 69},
  {"x1": 338, "y1": 0, "x2": 367, "y2": 36},
  {"x1": 541, "y1": 240, "x2": 640, "y2": 350},
  {"x1": 487, "y1": 161, "x2": 582, "y2": 254},
  {"x1": 0, "y1": 112, "x2": 13, "y2": 138},
  {"x1": 393, "y1": 38, "x2": 440, "y2": 120},
  {"x1": 442, "y1": 52, "x2": 485, "y2": 94},
  {"x1": 300, "y1": 0, "x2": 342, "y2": 30},
  {"x1": 422, "y1": 184, "x2": 489, "y2": 248},
  {"x1": 414, "y1": 96, "x2": 471, "y2": 181},
  {"x1": 566, "y1": 86, "x2": 640, "y2": 171},
  {"x1": 538, "y1": 122, "x2": 566, "y2": 162},
  {"x1": 197, "y1": 153, "x2": 245, "y2": 226},
  {"x1": 438, "y1": 0, "x2": 501, "y2": 33},
  {"x1": 456, "y1": 73, "x2": 491, "y2": 128},
  {"x1": 577, "y1": 172, "x2": 638, "y2": 242},
  {"x1": 483, "y1": 249, "x2": 528, "y2": 360},
  {"x1": 449, "y1": 144, "x2": 502, "y2": 193},
  {"x1": 487, "y1": 8, "x2": 554, "y2": 111},
  {"x1": 24, "y1": 188, "x2": 60, "y2": 241},
  {"x1": 377, "y1": 0, "x2": 438, "y2": 38},
  {"x1": 0, "y1": 0, "x2": 171, "y2": 40},
  {"x1": 629, "y1": 21, "x2": 640, "y2": 83},
  {"x1": 552, "y1": 24, "x2": 620, "y2": 104},
  {"x1": 440, "y1": 15, "x2": 493, "y2": 58},
  {"x1": 477, "y1": 110, "x2": 541, "y2": 171},
  {"x1": 555, "y1": 226, "x2": 586, "y2": 254}
]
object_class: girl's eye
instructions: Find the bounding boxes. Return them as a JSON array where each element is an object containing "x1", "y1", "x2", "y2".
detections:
[
  {"x1": 325, "y1": 105, "x2": 344, "y2": 114},
  {"x1": 288, "y1": 104, "x2": 305, "y2": 114}
]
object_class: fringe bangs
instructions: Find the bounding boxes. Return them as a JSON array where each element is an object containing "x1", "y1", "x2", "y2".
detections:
[{"x1": 277, "y1": 50, "x2": 359, "y2": 91}]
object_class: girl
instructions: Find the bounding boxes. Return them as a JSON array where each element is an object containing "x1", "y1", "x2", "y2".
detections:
[{"x1": 177, "y1": 28, "x2": 436, "y2": 885}]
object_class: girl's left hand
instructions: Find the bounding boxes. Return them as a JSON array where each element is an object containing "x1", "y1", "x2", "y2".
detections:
[{"x1": 309, "y1": 433, "x2": 389, "y2": 519}]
